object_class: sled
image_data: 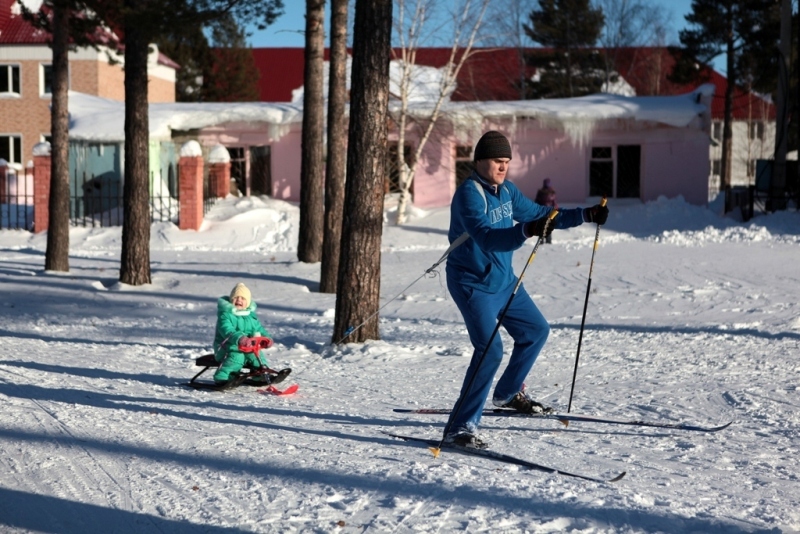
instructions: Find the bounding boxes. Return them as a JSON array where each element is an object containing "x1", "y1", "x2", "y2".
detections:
[{"x1": 187, "y1": 336, "x2": 293, "y2": 391}]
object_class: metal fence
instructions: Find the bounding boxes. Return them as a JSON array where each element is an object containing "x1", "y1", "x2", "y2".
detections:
[
  {"x1": 69, "y1": 169, "x2": 180, "y2": 227},
  {"x1": 0, "y1": 164, "x2": 226, "y2": 231}
]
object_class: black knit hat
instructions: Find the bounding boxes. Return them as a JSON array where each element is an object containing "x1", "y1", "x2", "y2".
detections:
[{"x1": 473, "y1": 130, "x2": 512, "y2": 161}]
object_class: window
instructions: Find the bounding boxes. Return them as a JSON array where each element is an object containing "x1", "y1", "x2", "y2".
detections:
[
  {"x1": 0, "y1": 135, "x2": 22, "y2": 164},
  {"x1": 589, "y1": 146, "x2": 613, "y2": 197},
  {"x1": 712, "y1": 121, "x2": 722, "y2": 141},
  {"x1": 40, "y1": 64, "x2": 53, "y2": 95},
  {"x1": 712, "y1": 159, "x2": 721, "y2": 176},
  {"x1": 0, "y1": 65, "x2": 21, "y2": 95},
  {"x1": 749, "y1": 121, "x2": 764, "y2": 141},
  {"x1": 454, "y1": 145, "x2": 473, "y2": 188}
]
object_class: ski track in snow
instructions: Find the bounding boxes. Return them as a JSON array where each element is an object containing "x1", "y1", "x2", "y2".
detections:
[{"x1": 0, "y1": 196, "x2": 799, "y2": 533}]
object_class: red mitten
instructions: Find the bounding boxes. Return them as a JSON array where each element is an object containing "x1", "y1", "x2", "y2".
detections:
[{"x1": 238, "y1": 336, "x2": 256, "y2": 350}]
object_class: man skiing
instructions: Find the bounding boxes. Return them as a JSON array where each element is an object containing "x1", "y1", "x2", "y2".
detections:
[{"x1": 444, "y1": 130, "x2": 608, "y2": 448}]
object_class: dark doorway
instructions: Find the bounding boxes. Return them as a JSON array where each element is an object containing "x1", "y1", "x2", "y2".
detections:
[
  {"x1": 617, "y1": 145, "x2": 641, "y2": 198},
  {"x1": 228, "y1": 147, "x2": 246, "y2": 195},
  {"x1": 250, "y1": 146, "x2": 271, "y2": 196}
]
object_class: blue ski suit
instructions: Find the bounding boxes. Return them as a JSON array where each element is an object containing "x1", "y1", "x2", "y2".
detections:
[{"x1": 445, "y1": 172, "x2": 587, "y2": 435}]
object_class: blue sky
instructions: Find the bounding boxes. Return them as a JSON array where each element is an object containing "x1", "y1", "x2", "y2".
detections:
[{"x1": 247, "y1": 0, "x2": 724, "y2": 72}]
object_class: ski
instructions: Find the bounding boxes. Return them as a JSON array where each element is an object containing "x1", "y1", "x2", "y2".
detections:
[
  {"x1": 393, "y1": 408, "x2": 733, "y2": 433},
  {"x1": 382, "y1": 431, "x2": 625, "y2": 483}
]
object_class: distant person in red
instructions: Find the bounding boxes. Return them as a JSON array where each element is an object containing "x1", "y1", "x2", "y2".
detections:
[{"x1": 535, "y1": 178, "x2": 558, "y2": 243}]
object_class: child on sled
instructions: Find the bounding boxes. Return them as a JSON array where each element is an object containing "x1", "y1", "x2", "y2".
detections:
[{"x1": 213, "y1": 283, "x2": 275, "y2": 387}]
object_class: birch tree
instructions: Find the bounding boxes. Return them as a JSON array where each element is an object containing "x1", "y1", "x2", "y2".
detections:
[{"x1": 392, "y1": 0, "x2": 490, "y2": 225}]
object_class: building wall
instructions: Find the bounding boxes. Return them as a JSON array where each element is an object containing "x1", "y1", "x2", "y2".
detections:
[
  {"x1": 0, "y1": 43, "x2": 175, "y2": 165},
  {"x1": 709, "y1": 119, "x2": 777, "y2": 196},
  {"x1": 405, "y1": 119, "x2": 711, "y2": 209},
  {"x1": 194, "y1": 122, "x2": 302, "y2": 200},
  {"x1": 0, "y1": 57, "x2": 51, "y2": 167}
]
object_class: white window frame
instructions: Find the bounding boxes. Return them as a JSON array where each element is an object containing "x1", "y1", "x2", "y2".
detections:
[
  {"x1": 40, "y1": 63, "x2": 53, "y2": 96},
  {"x1": 0, "y1": 64, "x2": 21, "y2": 96},
  {"x1": 0, "y1": 135, "x2": 23, "y2": 165}
]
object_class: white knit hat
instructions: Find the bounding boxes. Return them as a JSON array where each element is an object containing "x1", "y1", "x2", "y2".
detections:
[{"x1": 229, "y1": 283, "x2": 251, "y2": 308}]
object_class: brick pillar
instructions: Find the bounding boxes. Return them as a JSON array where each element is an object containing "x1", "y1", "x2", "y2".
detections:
[
  {"x1": 33, "y1": 154, "x2": 52, "y2": 234},
  {"x1": 209, "y1": 161, "x2": 231, "y2": 198},
  {"x1": 178, "y1": 146, "x2": 204, "y2": 230},
  {"x1": 0, "y1": 160, "x2": 7, "y2": 204},
  {"x1": 208, "y1": 145, "x2": 231, "y2": 199}
]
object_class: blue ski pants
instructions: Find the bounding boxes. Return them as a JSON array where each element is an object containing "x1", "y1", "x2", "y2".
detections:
[{"x1": 446, "y1": 276, "x2": 550, "y2": 434}]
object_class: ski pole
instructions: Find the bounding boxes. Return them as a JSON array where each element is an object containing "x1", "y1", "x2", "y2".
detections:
[
  {"x1": 432, "y1": 210, "x2": 559, "y2": 457},
  {"x1": 566, "y1": 196, "x2": 607, "y2": 413}
]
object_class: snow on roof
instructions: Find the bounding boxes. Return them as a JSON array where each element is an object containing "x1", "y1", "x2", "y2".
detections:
[
  {"x1": 405, "y1": 84, "x2": 714, "y2": 145},
  {"x1": 67, "y1": 92, "x2": 303, "y2": 142},
  {"x1": 67, "y1": 83, "x2": 711, "y2": 145}
]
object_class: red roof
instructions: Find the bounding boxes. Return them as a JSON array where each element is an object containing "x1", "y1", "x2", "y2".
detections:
[
  {"x1": 613, "y1": 47, "x2": 775, "y2": 121},
  {"x1": 0, "y1": 0, "x2": 50, "y2": 43},
  {"x1": 250, "y1": 46, "x2": 775, "y2": 121},
  {"x1": 0, "y1": 1, "x2": 178, "y2": 69},
  {"x1": 250, "y1": 47, "x2": 534, "y2": 103}
]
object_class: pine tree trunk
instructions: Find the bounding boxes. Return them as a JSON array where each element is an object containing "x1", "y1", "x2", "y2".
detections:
[
  {"x1": 320, "y1": 0, "x2": 349, "y2": 293},
  {"x1": 332, "y1": 0, "x2": 392, "y2": 344},
  {"x1": 298, "y1": 0, "x2": 326, "y2": 263},
  {"x1": 721, "y1": 8, "x2": 735, "y2": 213},
  {"x1": 44, "y1": 1, "x2": 70, "y2": 273},
  {"x1": 120, "y1": 15, "x2": 151, "y2": 285}
]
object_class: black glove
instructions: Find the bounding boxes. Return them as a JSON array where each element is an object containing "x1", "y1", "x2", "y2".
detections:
[
  {"x1": 524, "y1": 217, "x2": 555, "y2": 239},
  {"x1": 584, "y1": 204, "x2": 609, "y2": 225}
]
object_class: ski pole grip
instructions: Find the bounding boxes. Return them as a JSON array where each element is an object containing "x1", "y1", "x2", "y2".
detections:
[{"x1": 548, "y1": 209, "x2": 559, "y2": 220}]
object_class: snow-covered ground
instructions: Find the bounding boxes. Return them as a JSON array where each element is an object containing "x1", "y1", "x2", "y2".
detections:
[{"x1": 1, "y1": 195, "x2": 798, "y2": 533}]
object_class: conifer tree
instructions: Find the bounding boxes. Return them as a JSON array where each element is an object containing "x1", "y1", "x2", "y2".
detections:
[
  {"x1": 83, "y1": 0, "x2": 283, "y2": 286},
  {"x1": 523, "y1": 0, "x2": 605, "y2": 98},
  {"x1": 152, "y1": 24, "x2": 212, "y2": 102},
  {"x1": 203, "y1": 14, "x2": 261, "y2": 102},
  {"x1": 668, "y1": 0, "x2": 778, "y2": 211}
]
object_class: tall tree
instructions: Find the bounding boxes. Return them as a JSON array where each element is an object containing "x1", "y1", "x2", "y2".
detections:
[
  {"x1": 151, "y1": 22, "x2": 211, "y2": 102},
  {"x1": 298, "y1": 0, "x2": 326, "y2": 263},
  {"x1": 595, "y1": 0, "x2": 670, "y2": 90},
  {"x1": 482, "y1": 0, "x2": 539, "y2": 99},
  {"x1": 22, "y1": 1, "x2": 106, "y2": 273},
  {"x1": 84, "y1": 0, "x2": 284, "y2": 285},
  {"x1": 45, "y1": 1, "x2": 70, "y2": 272},
  {"x1": 320, "y1": 0, "x2": 349, "y2": 293},
  {"x1": 119, "y1": 0, "x2": 152, "y2": 285},
  {"x1": 669, "y1": 0, "x2": 775, "y2": 212},
  {"x1": 523, "y1": 0, "x2": 605, "y2": 98},
  {"x1": 332, "y1": 0, "x2": 392, "y2": 343},
  {"x1": 203, "y1": 14, "x2": 261, "y2": 102}
]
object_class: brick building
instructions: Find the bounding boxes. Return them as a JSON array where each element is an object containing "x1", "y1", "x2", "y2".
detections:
[{"x1": 0, "y1": 0, "x2": 177, "y2": 169}]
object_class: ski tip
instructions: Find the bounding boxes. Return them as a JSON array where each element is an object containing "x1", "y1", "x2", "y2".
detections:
[
  {"x1": 429, "y1": 447, "x2": 441, "y2": 459},
  {"x1": 609, "y1": 471, "x2": 627, "y2": 483}
]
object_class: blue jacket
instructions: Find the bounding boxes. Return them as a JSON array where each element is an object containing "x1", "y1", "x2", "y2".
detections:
[{"x1": 446, "y1": 172, "x2": 585, "y2": 293}]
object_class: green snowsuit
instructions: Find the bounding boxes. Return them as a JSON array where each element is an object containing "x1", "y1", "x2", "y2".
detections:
[{"x1": 213, "y1": 296, "x2": 271, "y2": 383}]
